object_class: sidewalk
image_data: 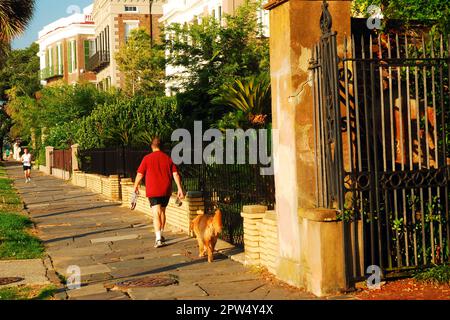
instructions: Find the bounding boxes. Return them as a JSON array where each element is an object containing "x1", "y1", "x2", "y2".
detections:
[{"x1": 5, "y1": 164, "x2": 326, "y2": 300}]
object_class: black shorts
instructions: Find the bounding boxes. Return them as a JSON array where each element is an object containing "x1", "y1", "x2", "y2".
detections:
[
  {"x1": 23, "y1": 165, "x2": 31, "y2": 171},
  {"x1": 149, "y1": 196, "x2": 170, "y2": 208}
]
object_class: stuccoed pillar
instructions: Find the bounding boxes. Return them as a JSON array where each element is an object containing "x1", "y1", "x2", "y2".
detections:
[
  {"x1": 264, "y1": 0, "x2": 352, "y2": 288},
  {"x1": 71, "y1": 144, "x2": 79, "y2": 172},
  {"x1": 45, "y1": 146, "x2": 54, "y2": 175}
]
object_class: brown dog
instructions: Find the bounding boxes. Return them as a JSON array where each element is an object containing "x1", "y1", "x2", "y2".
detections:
[{"x1": 190, "y1": 209, "x2": 223, "y2": 262}]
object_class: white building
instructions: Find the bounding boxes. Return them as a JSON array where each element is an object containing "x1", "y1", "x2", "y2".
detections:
[
  {"x1": 36, "y1": 5, "x2": 96, "y2": 86},
  {"x1": 160, "y1": 0, "x2": 269, "y2": 95}
]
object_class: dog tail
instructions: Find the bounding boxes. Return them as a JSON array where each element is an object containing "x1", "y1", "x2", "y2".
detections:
[{"x1": 213, "y1": 208, "x2": 223, "y2": 234}]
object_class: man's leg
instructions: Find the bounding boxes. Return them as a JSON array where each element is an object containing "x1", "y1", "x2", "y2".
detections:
[
  {"x1": 152, "y1": 204, "x2": 163, "y2": 243},
  {"x1": 160, "y1": 206, "x2": 167, "y2": 241}
]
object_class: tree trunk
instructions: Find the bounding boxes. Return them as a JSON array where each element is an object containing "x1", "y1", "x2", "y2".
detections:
[{"x1": 0, "y1": 138, "x2": 4, "y2": 161}]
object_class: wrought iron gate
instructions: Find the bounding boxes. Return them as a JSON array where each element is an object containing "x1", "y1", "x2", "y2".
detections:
[{"x1": 311, "y1": 1, "x2": 450, "y2": 282}]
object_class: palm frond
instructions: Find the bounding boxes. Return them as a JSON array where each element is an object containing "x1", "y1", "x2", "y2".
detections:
[{"x1": 0, "y1": 0, "x2": 35, "y2": 42}]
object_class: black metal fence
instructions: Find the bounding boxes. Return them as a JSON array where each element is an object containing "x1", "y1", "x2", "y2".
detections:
[
  {"x1": 78, "y1": 147, "x2": 275, "y2": 246},
  {"x1": 78, "y1": 147, "x2": 149, "y2": 179},
  {"x1": 311, "y1": 1, "x2": 450, "y2": 283}
]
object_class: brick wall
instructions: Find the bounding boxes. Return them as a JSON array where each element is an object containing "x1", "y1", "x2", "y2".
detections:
[
  {"x1": 241, "y1": 205, "x2": 279, "y2": 274},
  {"x1": 120, "y1": 179, "x2": 203, "y2": 234},
  {"x1": 71, "y1": 171, "x2": 121, "y2": 201}
]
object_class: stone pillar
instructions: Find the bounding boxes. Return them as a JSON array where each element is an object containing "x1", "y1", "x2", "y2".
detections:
[
  {"x1": 241, "y1": 205, "x2": 267, "y2": 266},
  {"x1": 109, "y1": 175, "x2": 121, "y2": 201},
  {"x1": 264, "y1": 0, "x2": 352, "y2": 290},
  {"x1": 120, "y1": 178, "x2": 134, "y2": 205},
  {"x1": 45, "y1": 146, "x2": 54, "y2": 175},
  {"x1": 71, "y1": 144, "x2": 79, "y2": 172}
]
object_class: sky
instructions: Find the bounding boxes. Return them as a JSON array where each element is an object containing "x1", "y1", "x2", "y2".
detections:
[{"x1": 12, "y1": 0, "x2": 93, "y2": 49}]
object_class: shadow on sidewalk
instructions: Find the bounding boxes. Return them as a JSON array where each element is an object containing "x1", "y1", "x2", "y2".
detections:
[{"x1": 32, "y1": 203, "x2": 121, "y2": 219}]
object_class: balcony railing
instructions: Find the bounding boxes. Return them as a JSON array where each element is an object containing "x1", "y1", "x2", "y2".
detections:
[
  {"x1": 86, "y1": 51, "x2": 110, "y2": 72},
  {"x1": 40, "y1": 65, "x2": 63, "y2": 80}
]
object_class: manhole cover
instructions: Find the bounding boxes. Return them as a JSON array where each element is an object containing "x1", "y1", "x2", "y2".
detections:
[
  {"x1": 0, "y1": 277, "x2": 24, "y2": 285},
  {"x1": 112, "y1": 276, "x2": 178, "y2": 289}
]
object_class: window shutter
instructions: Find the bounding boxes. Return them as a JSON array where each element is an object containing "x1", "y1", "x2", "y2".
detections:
[
  {"x1": 68, "y1": 41, "x2": 72, "y2": 73},
  {"x1": 73, "y1": 40, "x2": 77, "y2": 70},
  {"x1": 84, "y1": 40, "x2": 90, "y2": 69}
]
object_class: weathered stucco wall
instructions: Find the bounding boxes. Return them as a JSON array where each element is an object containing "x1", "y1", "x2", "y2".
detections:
[{"x1": 267, "y1": 0, "x2": 353, "y2": 291}]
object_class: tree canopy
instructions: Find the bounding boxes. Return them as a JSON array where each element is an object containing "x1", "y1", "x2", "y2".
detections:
[
  {"x1": 164, "y1": 0, "x2": 269, "y2": 129},
  {"x1": 115, "y1": 28, "x2": 165, "y2": 96}
]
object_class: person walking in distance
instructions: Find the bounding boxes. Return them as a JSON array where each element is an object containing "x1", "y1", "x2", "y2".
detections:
[
  {"x1": 21, "y1": 148, "x2": 32, "y2": 183},
  {"x1": 133, "y1": 137, "x2": 185, "y2": 248}
]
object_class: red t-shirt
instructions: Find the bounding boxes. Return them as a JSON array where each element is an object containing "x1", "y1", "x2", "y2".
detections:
[{"x1": 137, "y1": 151, "x2": 178, "y2": 198}]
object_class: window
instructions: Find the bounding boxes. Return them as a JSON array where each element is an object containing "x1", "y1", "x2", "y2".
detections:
[
  {"x1": 124, "y1": 6, "x2": 138, "y2": 12},
  {"x1": 124, "y1": 21, "x2": 139, "y2": 42}
]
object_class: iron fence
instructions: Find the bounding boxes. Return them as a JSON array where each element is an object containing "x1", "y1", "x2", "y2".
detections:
[
  {"x1": 78, "y1": 147, "x2": 275, "y2": 246},
  {"x1": 310, "y1": 1, "x2": 450, "y2": 283}
]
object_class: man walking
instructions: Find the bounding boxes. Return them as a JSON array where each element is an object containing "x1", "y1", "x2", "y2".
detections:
[
  {"x1": 134, "y1": 137, "x2": 185, "y2": 248},
  {"x1": 21, "y1": 148, "x2": 32, "y2": 183}
]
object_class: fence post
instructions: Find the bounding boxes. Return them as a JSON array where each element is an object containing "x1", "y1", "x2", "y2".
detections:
[
  {"x1": 45, "y1": 146, "x2": 54, "y2": 175},
  {"x1": 71, "y1": 144, "x2": 79, "y2": 172}
]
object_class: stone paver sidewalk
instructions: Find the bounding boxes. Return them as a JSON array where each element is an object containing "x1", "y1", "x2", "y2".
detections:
[{"x1": 6, "y1": 164, "x2": 323, "y2": 300}]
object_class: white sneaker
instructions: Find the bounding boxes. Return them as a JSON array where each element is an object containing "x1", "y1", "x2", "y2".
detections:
[
  {"x1": 154, "y1": 239, "x2": 164, "y2": 248},
  {"x1": 27, "y1": 177, "x2": 31, "y2": 182}
]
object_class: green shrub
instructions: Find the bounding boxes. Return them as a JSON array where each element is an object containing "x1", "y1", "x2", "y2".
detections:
[{"x1": 414, "y1": 263, "x2": 450, "y2": 285}]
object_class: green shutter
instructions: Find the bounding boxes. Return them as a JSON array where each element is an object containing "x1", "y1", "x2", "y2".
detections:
[
  {"x1": 73, "y1": 40, "x2": 77, "y2": 70},
  {"x1": 68, "y1": 41, "x2": 72, "y2": 73},
  {"x1": 58, "y1": 44, "x2": 63, "y2": 74},
  {"x1": 84, "y1": 40, "x2": 90, "y2": 69}
]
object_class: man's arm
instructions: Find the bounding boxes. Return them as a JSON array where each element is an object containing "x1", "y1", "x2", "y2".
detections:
[
  {"x1": 173, "y1": 172, "x2": 185, "y2": 199},
  {"x1": 133, "y1": 173, "x2": 144, "y2": 194}
]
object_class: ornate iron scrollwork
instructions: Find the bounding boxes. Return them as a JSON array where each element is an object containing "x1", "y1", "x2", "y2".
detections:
[{"x1": 320, "y1": 0, "x2": 332, "y2": 35}]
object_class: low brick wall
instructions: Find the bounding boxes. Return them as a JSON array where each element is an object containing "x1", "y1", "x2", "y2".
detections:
[
  {"x1": 241, "y1": 205, "x2": 279, "y2": 274},
  {"x1": 51, "y1": 168, "x2": 71, "y2": 181},
  {"x1": 71, "y1": 171, "x2": 120, "y2": 201},
  {"x1": 120, "y1": 179, "x2": 203, "y2": 234}
]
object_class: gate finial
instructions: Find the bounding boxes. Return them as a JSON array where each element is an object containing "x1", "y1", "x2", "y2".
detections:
[{"x1": 320, "y1": 0, "x2": 332, "y2": 35}]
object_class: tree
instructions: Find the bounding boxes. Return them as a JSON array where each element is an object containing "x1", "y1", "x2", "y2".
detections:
[
  {"x1": 76, "y1": 96, "x2": 181, "y2": 149},
  {"x1": 115, "y1": 28, "x2": 165, "y2": 96},
  {"x1": 213, "y1": 73, "x2": 271, "y2": 130},
  {"x1": 0, "y1": 104, "x2": 12, "y2": 160},
  {"x1": 0, "y1": 43, "x2": 40, "y2": 156},
  {"x1": 0, "y1": 0, "x2": 35, "y2": 42},
  {"x1": 352, "y1": 0, "x2": 450, "y2": 32},
  {"x1": 164, "y1": 0, "x2": 269, "y2": 128}
]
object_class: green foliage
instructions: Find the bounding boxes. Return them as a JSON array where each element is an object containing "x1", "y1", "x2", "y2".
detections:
[
  {"x1": 414, "y1": 263, "x2": 450, "y2": 285},
  {"x1": 0, "y1": 42, "x2": 40, "y2": 100},
  {"x1": 115, "y1": 28, "x2": 165, "y2": 96},
  {"x1": 165, "y1": 0, "x2": 269, "y2": 128},
  {"x1": 213, "y1": 74, "x2": 271, "y2": 130},
  {"x1": 0, "y1": 43, "x2": 40, "y2": 153},
  {"x1": 352, "y1": 0, "x2": 450, "y2": 32},
  {"x1": 76, "y1": 95, "x2": 181, "y2": 149},
  {"x1": 44, "y1": 121, "x2": 81, "y2": 150}
]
